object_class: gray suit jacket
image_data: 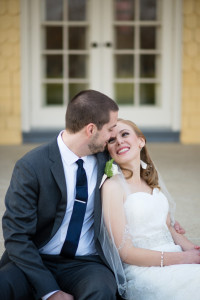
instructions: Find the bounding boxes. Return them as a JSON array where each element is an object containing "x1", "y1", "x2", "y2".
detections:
[{"x1": 1, "y1": 138, "x2": 109, "y2": 298}]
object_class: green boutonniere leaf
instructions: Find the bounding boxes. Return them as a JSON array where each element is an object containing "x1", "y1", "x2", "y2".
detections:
[{"x1": 104, "y1": 158, "x2": 114, "y2": 178}]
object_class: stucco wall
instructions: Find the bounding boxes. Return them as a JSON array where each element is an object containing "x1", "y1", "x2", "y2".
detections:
[
  {"x1": 0, "y1": 0, "x2": 22, "y2": 144},
  {"x1": 181, "y1": 0, "x2": 200, "y2": 144}
]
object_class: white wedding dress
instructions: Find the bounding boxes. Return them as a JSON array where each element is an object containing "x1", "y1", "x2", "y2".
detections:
[{"x1": 123, "y1": 188, "x2": 200, "y2": 300}]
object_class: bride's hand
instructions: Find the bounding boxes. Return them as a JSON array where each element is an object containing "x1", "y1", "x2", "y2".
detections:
[
  {"x1": 183, "y1": 248, "x2": 200, "y2": 264},
  {"x1": 174, "y1": 221, "x2": 186, "y2": 234},
  {"x1": 48, "y1": 291, "x2": 74, "y2": 300}
]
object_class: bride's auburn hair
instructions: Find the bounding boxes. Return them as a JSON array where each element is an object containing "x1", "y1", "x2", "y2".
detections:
[{"x1": 117, "y1": 119, "x2": 160, "y2": 189}]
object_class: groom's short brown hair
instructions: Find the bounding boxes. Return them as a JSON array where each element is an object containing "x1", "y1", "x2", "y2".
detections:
[{"x1": 65, "y1": 90, "x2": 118, "y2": 133}]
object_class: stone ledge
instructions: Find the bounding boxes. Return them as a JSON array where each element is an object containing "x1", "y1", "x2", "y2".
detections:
[{"x1": 23, "y1": 129, "x2": 180, "y2": 143}]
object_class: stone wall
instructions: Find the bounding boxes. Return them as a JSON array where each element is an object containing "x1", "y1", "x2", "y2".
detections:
[{"x1": 0, "y1": 0, "x2": 22, "y2": 144}]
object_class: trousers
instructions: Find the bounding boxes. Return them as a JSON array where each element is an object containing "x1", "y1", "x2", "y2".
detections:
[{"x1": 0, "y1": 254, "x2": 119, "y2": 300}]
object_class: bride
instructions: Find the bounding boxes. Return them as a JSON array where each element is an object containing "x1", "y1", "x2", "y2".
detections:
[{"x1": 100, "y1": 119, "x2": 200, "y2": 300}]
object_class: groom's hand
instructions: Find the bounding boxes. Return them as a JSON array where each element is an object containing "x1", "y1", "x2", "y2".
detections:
[
  {"x1": 49, "y1": 291, "x2": 74, "y2": 300},
  {"x1": 174, "y1": 221, "x2": 186, "y2": 234}
]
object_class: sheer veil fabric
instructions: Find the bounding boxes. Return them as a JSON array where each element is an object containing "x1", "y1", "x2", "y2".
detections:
[{"x1": 99, "y1": 170, "x2": 176, "y2": 298}]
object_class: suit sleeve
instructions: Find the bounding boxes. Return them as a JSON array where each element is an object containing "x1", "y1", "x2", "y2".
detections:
[{"x1": 2, "y1": 158, "x2": 60, "y2": 299}]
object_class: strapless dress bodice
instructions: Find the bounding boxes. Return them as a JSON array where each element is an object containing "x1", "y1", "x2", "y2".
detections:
[{"x1": 124, "y1": 188, "x2": 175, "y2": 250}]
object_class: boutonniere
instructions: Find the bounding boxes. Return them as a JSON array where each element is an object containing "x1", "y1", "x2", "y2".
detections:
[{"x1": 99, "y1": 158, "x2": 121, "y2": 188}]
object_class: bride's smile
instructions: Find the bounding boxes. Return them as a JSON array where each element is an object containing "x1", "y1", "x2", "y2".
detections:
[{"x1": 117, "y1": 147, "x2": 130, "y2": 155}]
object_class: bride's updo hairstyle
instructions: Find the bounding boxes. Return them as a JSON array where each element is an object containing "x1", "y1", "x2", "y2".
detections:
[{"x1": 117, "y1": 119, "x2": 160, "y2": 189}]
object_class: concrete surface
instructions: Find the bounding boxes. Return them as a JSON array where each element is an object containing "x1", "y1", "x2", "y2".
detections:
[{"x1": 0, "y1": 143, "x2": 200, "y2": 255}]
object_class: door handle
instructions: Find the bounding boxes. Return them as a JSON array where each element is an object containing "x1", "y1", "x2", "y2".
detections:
[
  {"x1": 91, "y1": 42, "x2": 98, "y2": 48},
  {"x1": 105, "y1": 42, "x2": 112, "y2": 47},
  {"x1": 91, "y1": 42, "x2": 112, "y2": 48}
]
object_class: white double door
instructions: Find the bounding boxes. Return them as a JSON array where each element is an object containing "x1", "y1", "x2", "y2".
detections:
[{"x1": 25, "y1": 0, "x2": 181, "y2": 131}]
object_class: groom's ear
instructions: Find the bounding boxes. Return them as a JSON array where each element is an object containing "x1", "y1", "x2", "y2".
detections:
[{"x1": 85, "y1": 123, "x2": 97, "y2": 137}]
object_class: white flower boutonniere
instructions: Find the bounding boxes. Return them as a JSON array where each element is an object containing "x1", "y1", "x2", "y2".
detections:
[{"x1": 99, "y1": 158, "x2": 121, "y2": 188}]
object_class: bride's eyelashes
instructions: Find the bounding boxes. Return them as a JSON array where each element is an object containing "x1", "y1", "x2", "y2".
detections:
[
  {"x1": 121, "y1": 131, "x2": 129, "y2": 138},
  {"x1": 108, "y1": 137, "x2": 116, "y2": 144}
]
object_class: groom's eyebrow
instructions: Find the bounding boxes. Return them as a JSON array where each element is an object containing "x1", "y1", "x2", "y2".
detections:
[
  {"x1": 108, "y1": 124, "x2": 117, "y2": 131},
  {"x1": 111, "y1": 124, "x2": 117, "y2": 128}
]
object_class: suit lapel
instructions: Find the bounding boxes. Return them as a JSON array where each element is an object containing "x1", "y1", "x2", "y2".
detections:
[
  {"x1": 48, "y1": 139, "x2": 67, "y2": 238},
  {"x1": 94, "y1": 151, "x2": 109, "y2": 240}
]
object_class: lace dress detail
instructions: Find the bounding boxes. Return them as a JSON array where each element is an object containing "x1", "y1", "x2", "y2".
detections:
[
  {"x1": 122, "y1": 189, "x2": 200, "y2": 300},
  {"x1": 132, "y1": 227, "x2": 174, "y2": 249},
  {"x1": 117, "y1": 225, "x2": 132, "y2": 251}
]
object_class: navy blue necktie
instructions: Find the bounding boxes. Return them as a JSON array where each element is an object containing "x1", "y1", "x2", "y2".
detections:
[{"x1": 61, "y1": 159, "x2": 88, "y2": 258}]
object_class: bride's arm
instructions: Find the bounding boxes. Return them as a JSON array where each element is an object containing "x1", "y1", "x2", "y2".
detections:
[
  {"x1": 101, "y1": 180, "x2": 200, "y2": 267},
  {"x1": 166, "y1": 213, "x2": 199, "y2": 251}
]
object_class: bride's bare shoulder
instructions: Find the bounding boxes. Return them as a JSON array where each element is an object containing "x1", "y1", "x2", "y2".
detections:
[
  {"x1": 101, "y1": 176, "x2": 125, "y2": 206},
  {"x1": 102, "y1": 175, "x2": 122, "y2": 193}
]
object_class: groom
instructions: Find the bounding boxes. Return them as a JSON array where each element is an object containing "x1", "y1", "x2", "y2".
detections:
[{"x1": 0, "y1": 90, "x2": 119, "y2": 300}]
